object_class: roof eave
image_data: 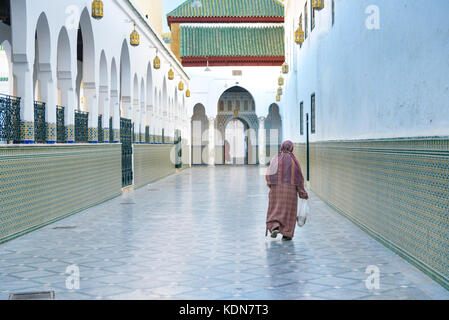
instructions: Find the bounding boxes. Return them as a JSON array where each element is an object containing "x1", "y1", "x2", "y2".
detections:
[{"x1": 168, "y1": 16, "x2": 284, "y2": 29}]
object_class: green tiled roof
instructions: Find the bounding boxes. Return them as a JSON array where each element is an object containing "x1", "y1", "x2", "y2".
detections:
[
  {"x1": 168, "y1": 0, "x2": 284, "y2": 18},
  {"x1": 180, "y1": 26, "x2": 285, "y2": 57}
]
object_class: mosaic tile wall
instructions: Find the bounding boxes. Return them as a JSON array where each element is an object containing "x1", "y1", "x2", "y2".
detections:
[
  {"x1": 133, "y1": 144, "x2": 177, "y2": 189},
  {"x1": 294, "y1": 139, "x2": 449, "y2": 288},
  {"x1": 0, "y1": 145, "x2": 122, "y2": 243}
]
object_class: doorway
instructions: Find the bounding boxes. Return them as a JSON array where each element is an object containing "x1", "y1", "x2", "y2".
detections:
[{"x1": 224, "y1": 118, "x2": 248, "y2": 165}]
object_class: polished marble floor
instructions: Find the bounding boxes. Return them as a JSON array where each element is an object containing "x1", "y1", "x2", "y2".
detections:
[{"x1": 1, "y1": 167, "x2": 448, "y2": 300}]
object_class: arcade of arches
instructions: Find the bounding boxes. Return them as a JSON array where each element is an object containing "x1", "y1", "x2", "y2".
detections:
[{"x1": 191, "y1": 86, "x2": 282, "y2": 166}]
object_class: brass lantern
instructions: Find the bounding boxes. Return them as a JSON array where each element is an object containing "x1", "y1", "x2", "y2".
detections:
[
  {"x1": 278, "y1": 76, "x2": 284, "y2": 86},
  {"x1": 186, "y1": 89, "x2": 191, "y2": 98},
  {"x1": 130, "y1": 24, "x2": 140, "y2": 47},
  {"x1": 282, "y1": 62, "x2": 289, "y2": 74},
  {"x1": 168, "y1": 69, "x2": 174, "y2": 80},
  {"x1": 178, "y1": 81, "x2": 184, "y2": 91},
  {"x1": 295, "y1": 24, "x2": 305, "y2": 45},
  {"x1": 277, "y1": 87, "x2": 283, "y2": 96},
  {"x1": 276, "y1": 95, "x2": 281, "y2": 102},
  {"x1": 312, "y1": 0, "x2": 325, "y2": 10},
  {"x1": 92, "y1": 0, "x2": 104, "y2": 19},
  {"x1": 153, "y1": 55, "x2": 161, "y2": 70}
]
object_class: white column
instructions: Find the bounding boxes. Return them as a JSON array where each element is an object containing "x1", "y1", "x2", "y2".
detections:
[
  {"x1": 38, "y1": 65, "x2": 57, "y2": 143},
  {"x1": 59, "y1": 76, "x2": 75, "y2": 142},
  {"x1": 133, "y1": 101, "x2": 140, "y2": 142},
  {"x1": 84, "y1": 81, "x2": 98, "y2": 143},
  {"x1": 208, "y1": 117, "x2": 215, "y2": 167},
  {"x1": 13, "y1": 61, "x2": 34, "y2": 143},
  {"x1": 121, "y1": 96, "x2": 131, "y2": 119},
  {"x1": 258, "y1": 116, "x2": 266, "y2": 166},
  {"x1": 102, "y1": 94, "x2": 110, "y2": 143},
  {"x1": 111, "y1": 90, "x2": 120, "y2": 142}
]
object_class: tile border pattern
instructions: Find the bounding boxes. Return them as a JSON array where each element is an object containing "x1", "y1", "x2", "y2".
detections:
[
  {"x1": 0, "y1": 144, "x2": 122, "y2": 243},
  {"x1": 294, "y1": 138, "x2": 449, "y2": 290},
  {"x1": 133, "y1": 144, "x2": 177, "y2": 189}
]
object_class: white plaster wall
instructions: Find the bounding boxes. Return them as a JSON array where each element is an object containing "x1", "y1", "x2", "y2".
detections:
[
  {"x1": 284, "y1": 0, "x2": 449, "y2": 142},
  {"x1": 7, "y1": 0, "x2": 190, "y2": 139},
  {"x1": 186, "y1": 66, "x2": 280, "y2": 119}
]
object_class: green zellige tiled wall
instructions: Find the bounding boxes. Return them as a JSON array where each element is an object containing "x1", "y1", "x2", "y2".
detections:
[
  {"x1": 0, "y1": 145, "x2": 122, "y2": 243},
  {"x1": 133, "y1": 144, "x2": 177, "y2": 189},
  {"x1": 294, "y1": 139, "x2": 449, "y2": 288},
  {"x1": 180, "y1": 26, "x2": 285, "y2": 58},
  {"x1": 168, "y1": 0, "x2": 284, "y2": 18}
]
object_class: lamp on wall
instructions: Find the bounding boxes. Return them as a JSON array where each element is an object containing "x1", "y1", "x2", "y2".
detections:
[
  {"x1": 130, "y1": 23, "x2": 140, "y2": 46},
  {"x1": 278, "y1": 75, "x2": 284, "y2": 86},
  {"x1": 178, "y1": 81, "x2": 184, "y2": 91},
  {"x1": 168, "y1": 68, "x2": 174, "y2": 80},
  {"x1": 277, "y1": 87, "x2": 283, "y2": 96},
  {"x1": 92, "y1": 0, "x2": 104, "y2": 19},
  {"x1": 276, "y1": 95, "x2": 281, "y2": 102},
  {"x1": 282, "y1": 62, "x2": 289, "y2": 74},
  {"x1": 153, "y1": 56, "x2": 161, "y2": 70},
  {"x1": 186, "y1": 89, "x2": 191, "y2": 98},
  {"x1": 312, "y1": 0, "x2": 325, "y2": 10},
  {"x1": 295, "y1": 23, "x2": 305, "y2": 45}
]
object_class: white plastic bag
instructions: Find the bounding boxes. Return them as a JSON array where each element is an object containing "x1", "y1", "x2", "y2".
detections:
[{"x1": 297, "y1": 199, "x2": 310, "y2": 227}]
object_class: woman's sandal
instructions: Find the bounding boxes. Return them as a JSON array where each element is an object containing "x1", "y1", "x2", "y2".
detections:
[
  {"x1": 271, "y1": 227, "x2": 280, "y2": 238},
  {"x1": 282, "y1": 236, "x2": 292, "y2": 241}
]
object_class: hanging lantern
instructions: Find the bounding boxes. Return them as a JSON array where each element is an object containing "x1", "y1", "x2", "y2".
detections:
[
  {"x1": 168, "y1": 69, "x2": 174, "y2": 80},
  {"x1": 178, "y1": 81, "x2": 184, "y2": 91},
  {"x1": 277, "y1": 87, "x2": 283, "y2": 96},
  {"x1": 276, "y1": 95, "x2": 281, "y2": 102},
  {"x1": 295, "y1": 25, "x2": 305, "y2": 45},
  {"x1": 312, "y1": 0, "x2": 325, "y2": 10},
  {"x1": 186, "y1": 89, "x2": 191, "y2": 98},
  {"x1": 153, "y1": 56, "x2": 160, "y2": 70},
  {"x1": 282, "y1": 62, "x2": 289, "y2": 74},
  {"x1": 91, "y1": 0, "x2": 104, "y2": 19},
  {"x1": 130, "y1": 24, "x2": 140, "y2": 47},
  {"x1": 234, "y1": 108, "x2": 239, "y2": 116},
  {"x1": 278, "y1": 76, "x2": 284, "y2": 86}
]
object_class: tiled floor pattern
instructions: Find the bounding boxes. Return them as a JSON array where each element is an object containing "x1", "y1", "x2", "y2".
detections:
[{"x1": 1, "y1": 167, "x2": 448, "y2": 300}]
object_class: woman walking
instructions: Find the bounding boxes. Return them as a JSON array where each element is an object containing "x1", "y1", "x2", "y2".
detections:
[{"x1": 266, "y1": 140, "x2": 308, "y2": 241}]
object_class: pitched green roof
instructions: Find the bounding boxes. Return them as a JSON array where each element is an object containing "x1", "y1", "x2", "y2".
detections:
[
  {"x1": 168, "y1": 0, "x2": 284, "y2": 18},
  {"x1": 180, "y1": 26, "x2": 284, "y2": 57}
]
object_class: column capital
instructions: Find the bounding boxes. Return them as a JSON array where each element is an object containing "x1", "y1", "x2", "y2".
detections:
[
  {"x1": 83, "y1": 82, "x2": 96, "y2": 90},
  {"x1": 258, "y1": 116, "x2": 266, "y2": 122},
  {"x1": 110, "y1": 90, "x2": 119, "y2": 98}
]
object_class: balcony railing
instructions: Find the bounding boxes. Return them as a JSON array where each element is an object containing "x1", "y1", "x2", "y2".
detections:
[
  {"x1": 98, "y1": 115, "x2": 103, "y2": 143},
  {"x1": 75, "y1": 110, "x2": 89, "y2": 143},
  {"x1": 34, "y1": 101, "x2": 46, "y2": 144},
  {"x1": 0, "y1": 93, "x2": 21, "y2": 144},
  {"x1": 56, "y1": 105, "x2": 65, "y2": 143},
  {"x1": 109, "y1": 117, "x2": 113, "y2": 143},
  {"x1": 145, "y1": 126, "x2": 150, "y2": 144}
]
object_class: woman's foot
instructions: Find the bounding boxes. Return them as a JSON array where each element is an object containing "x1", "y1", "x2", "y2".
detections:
[
  {"x1": 282, "y1": 236, "x2": 292, "y2": 241},
  {"x1": 271, "y1": 227, "x2": 280, "y2": 238}
]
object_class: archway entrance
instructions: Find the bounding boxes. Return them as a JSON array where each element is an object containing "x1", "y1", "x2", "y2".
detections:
[
  {"x1": 216, "y1": 86, "x2": 258, "y2": 165},
  {"x1": 225, "y1": 118, "x2": 248, "y2": 165},
  {"x1": 191, "y1": 103, "x2": 208, "y2": 165},
  {"x1": 265, "y1": 103, "x2": 282, "y2": 161}
]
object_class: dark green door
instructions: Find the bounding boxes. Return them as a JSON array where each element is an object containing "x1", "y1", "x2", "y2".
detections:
[
  {"x1": 120, "y1": 118, "x2": 133, "y2": 187},
  {"x1": 175, "y1": 129, "x2": 182, "y2": 169}
]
